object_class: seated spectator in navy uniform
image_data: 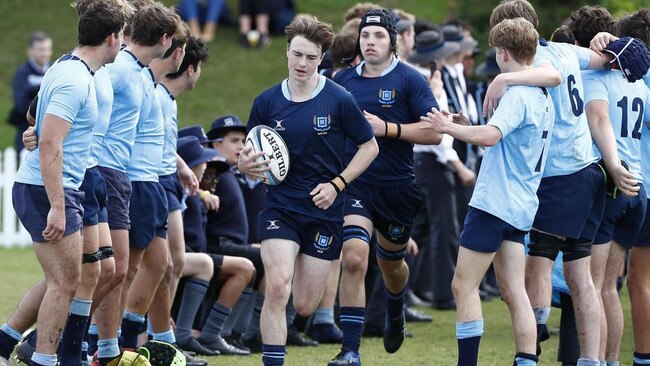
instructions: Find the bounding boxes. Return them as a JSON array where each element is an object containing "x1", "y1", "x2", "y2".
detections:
[{"x1": 175, "y1": 136, "x2": 253, "y2": 356}]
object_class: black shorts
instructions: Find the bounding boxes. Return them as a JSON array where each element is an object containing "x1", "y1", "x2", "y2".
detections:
[
  {"x1": 344, "y1": 182, "x2": 421, "y2": 245},
  {"x1": 258, "y1": 208, "x2": 343, "y2": 261}
]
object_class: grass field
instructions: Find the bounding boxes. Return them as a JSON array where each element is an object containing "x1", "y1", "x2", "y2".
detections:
[
  {"x1": 0, "y1": 0, "x2": 450, "y2": 150},
  {"x1": 0, "y1": 247, "x2": 638, "y2": 365}
]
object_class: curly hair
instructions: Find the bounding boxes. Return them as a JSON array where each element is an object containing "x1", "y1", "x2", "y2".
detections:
[
  {"x1": 569, "y1": 6, "x2": 616, "y2": 47},
  {"x1": 618, "y1": 9, "x2": 650, "y2": 46}
]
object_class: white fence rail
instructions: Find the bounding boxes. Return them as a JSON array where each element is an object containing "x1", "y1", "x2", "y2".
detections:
[{"x1": 0, "y1": 147, "x2": 31, "y2": 247}]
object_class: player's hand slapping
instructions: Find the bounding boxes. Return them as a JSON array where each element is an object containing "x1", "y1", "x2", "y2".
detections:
[
  {"x1": 310, "y1": 183, "x2": 337, "y2": 210},
  {"x1": 419, "y1": 109, "x2": 453, "y2": 134},
  {"x1": 237, "y1": 146, "x2": 271, "y2": 180}
]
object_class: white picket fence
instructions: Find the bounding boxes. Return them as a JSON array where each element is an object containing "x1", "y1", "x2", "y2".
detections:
[{"x1": 0, "y1": 147, "x2": 31, "y2": 247}]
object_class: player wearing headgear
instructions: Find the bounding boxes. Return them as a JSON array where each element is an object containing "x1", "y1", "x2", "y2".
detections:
[
  {"x1": 1, "y1": 2, "x2": 129, "y2": 366},
  {"x1": 329, "y1": 8, "x2": 441, "y2": 365},
  {"x1": 486, "y1": 2, "x2": 640, "y2": 365},
  {"x1": 92, "y1": 4, "x2": 180, "y2": 365},
  {"x1": 572, "y1": 7, "x2": 650, "y2": 365},
  {"x1": 237, "y1": 15, "x2": 378, "y2": 366},
  {"x1": 422, "y1": 17, "x2": 554, "y2": 366}
]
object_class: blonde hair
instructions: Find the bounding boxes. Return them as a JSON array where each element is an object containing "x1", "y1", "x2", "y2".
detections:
[{"x1": 489, "y1": 17, "x2": 538, "y2": 64}]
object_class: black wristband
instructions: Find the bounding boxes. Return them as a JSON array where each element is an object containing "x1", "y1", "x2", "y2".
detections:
[
  {"x1": 396, "y1": 123, "x2": 402, "y2": 139},
  {"x1": 329, "y1": 181, "x2": 341, "y2": 193},
  {"x1": 337, "y1": 174, "x2": 348, "y2": 188},
  {"x1": 384, "y1": 121, "x2": 388, "y2": 137}
]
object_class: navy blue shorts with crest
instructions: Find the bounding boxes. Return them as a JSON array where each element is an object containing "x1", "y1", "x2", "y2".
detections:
[
  {"x1": 97, "y1": 166, "x2": 132, "y2": 230},
  {"x1": 594, "y1": 184, "x2": 647, "y2": 248},
  {"x1": 13, "y1": 183, "x2": 85, "y2": 243},
  {"x1": 460, "y1": 207, "x2": 527, "y2": 253},
  {"x1": 635, "y1": 199, "x2": 650, "y2": 247},
  {"x1": 533, "y1": 163, "x2": 606, "y2": 241},
  {"x1": 258, "y1": 208, "x2": 343, "y2": 261},
  {"x1": 159, "y1": 174, "x2": 184, "y2": 212},
  {"x1": 129, "y1": 181, "x2": 169, "y2": 249},
  {"x1": 80, "y1": 167, "x2": 109, "y2": 226},
  {"x1": 344, "y1": 182, "x2": 421, "y2": 245}
]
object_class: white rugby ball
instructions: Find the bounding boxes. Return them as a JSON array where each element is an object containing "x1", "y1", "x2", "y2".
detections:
[{"x1": 245, "y1": 125, "x2": 290, "y2": 185}]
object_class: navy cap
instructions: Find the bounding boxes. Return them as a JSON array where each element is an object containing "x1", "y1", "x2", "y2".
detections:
[
  {"x1": 177, "y1": 136, "x2": 220, "y2": 169},
  {"x1": 178, "y1": 125, "x2": 218, "y2": 145},
  {"x1": 476, "y1": 48, "x2": 500, "y2": 77},
  {"x1": 206, "y1": 115, "x2": 246, "y2": 140}
]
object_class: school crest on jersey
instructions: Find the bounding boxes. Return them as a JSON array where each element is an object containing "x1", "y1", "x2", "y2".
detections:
[
  {"x1": 388, "y1": 224, "x2": 406, "y2": 239},
  {"x1": 313, "y1": 115, "x2": 331, "y2": 134},
  {"x1": 313, "y1": 232, "x2": 333, "y2": 253},
  {"x1": 378, "y1": 88, "x2": 396, "y2": 106}
]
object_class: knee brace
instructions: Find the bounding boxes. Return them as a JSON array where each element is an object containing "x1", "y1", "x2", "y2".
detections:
[
  {"x1": 528, "y1": 231, "x2": 562, "y2": 261},
  {"x1": 82, "y1": 250, "x2": 103, "y2": 264},
  {"x1": 561, "y1": 238, "x2": 592, "y2": 262},
  {"x1": 98, "y1": 246, "x2": 115, "y2": 260},
  {"x1": 375, "y1": 243, "x2": 407, "y2": 261},
  {"x1": 343, "y1": 225, "x2": 371, "y2": 245}
]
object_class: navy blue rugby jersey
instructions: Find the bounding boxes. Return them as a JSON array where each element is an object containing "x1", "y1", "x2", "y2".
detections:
[
  {"x1": 334, "y1": 58, "x2": 439, "y2": 186},
  {"x1": 247, "y1": 75, "x2": 373, "y2": 222}
]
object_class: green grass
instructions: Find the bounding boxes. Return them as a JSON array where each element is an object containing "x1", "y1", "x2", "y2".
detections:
[
  {"x1": 0, "y1": 0, "x2": 449, "y2": 150},
  {"x1": 0, "y1": 247, "x2": 638, "y2": 365}
]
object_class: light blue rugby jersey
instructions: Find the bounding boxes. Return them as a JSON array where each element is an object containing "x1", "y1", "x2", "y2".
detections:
[
  {"x1": 644, "y1": 69, "x2": 650, "y2": 89},
  {"x1": 469, "y1": 85, "x2": 555, "y2": 231},
  {"x1": 157, "y1": 83, "x2": 178, "y2": 176},
  {"x1": 534, "y1": 41, "x2": 598, "y2": 178},
  {"x1": 583, "y1": 70, "x2": 650, "y2": 183},
  {"x1": 86, "y1": 66, "x2": 113, "y2": 169},
  {"x1": 98, "y1": 50, "x2": 145, "y2": 172},
  {"x1": 15, "y1": 54, "x2": 97, "y2": 190},
  {"x1": 125, "y1": 67, "x2": 164, "y2": 182}
]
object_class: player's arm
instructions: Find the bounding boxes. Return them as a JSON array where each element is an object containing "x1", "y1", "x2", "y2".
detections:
[
  {"x1": 586, "y1": 100, "x2": 639, "y2": 196},
  {"x1": 420, "y1": 109, "x2": 502, "y2": 147},
  {"x1": 362, "y1": 110, "x2": 442, "y2": 145},
  {"x1": 40, "y1": 113, "x2": 72, "y2": 242},
  {"x1": 311, "y1": 137, "x2": 379, "y2": 210},
  {"x1": 483, "y1": 64, "x2": 561, "y2": 118},
  {"x1": 26, "y1": 96, "x2": 38, "y2": 126}
]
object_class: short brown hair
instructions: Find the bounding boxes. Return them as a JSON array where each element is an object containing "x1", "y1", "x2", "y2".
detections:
[
  {"x1": 285, "y1": 15, "x2": 335, "y2": 54},
  {"x1": 489, "y1": 18, "x2": 538, "y2": 65},
  {"x1": 618, "y1": 9, "x2": 650, "y2": 46},
  {"x1": 72, "y1": 0, "x2": 134, "y2": 18},
  {"x1": 130, "y1": 3, "x2": 179, "y2": 46},
  {"x1": 163, "y1": 19, "x2": 190, "y2": 59},
  {"x1": 343, "y1": 2, "x2": 381, "y2": 22},
  {"x1": 77, "y1": 0, "x2": 131, "y2": 46},
  {"x1": 569, "y1": 6, "x2": 616, "y2": 47},
  {"x1": 490, "y1": 0, "x2": 538, "y2": 29},
  {"x1": 331, "y1": 33, "x2": 358, "y2": 69}
]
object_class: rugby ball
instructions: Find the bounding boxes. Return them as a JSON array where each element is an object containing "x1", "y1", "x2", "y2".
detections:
[{"x1": 245, "y1": 125, "x2": 290, "y2": 185}]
